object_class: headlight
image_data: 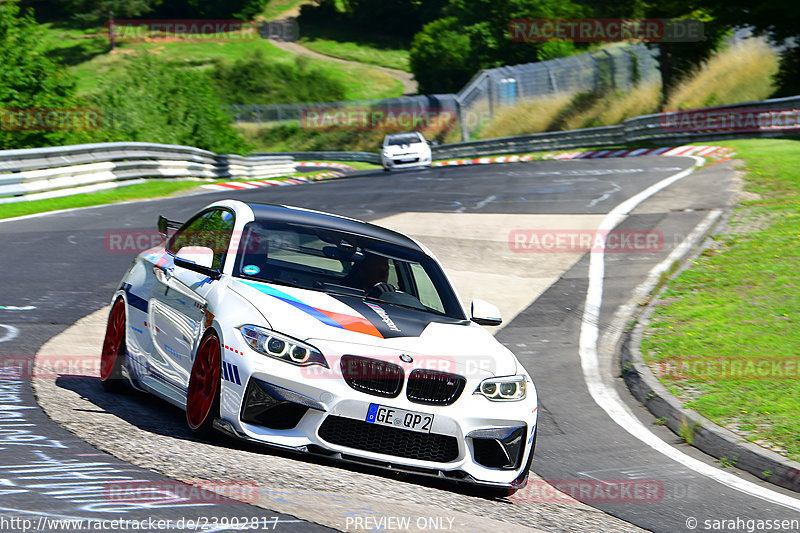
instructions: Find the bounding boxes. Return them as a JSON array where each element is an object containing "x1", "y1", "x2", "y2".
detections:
[
  {"x1": 239, "y1": 325, "x2": 328, "y2": 367},
  {"x1": 474, "y1": 375, "x2": 527, "y2": 401}
]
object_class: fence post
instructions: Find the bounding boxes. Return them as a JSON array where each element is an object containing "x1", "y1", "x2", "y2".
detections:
[
  {"x1": 487, "y1": 74, "x2": 495, "y2": 119},
  {"x1": 456, "y1": 98, "x2": 468, "y2": 142}
]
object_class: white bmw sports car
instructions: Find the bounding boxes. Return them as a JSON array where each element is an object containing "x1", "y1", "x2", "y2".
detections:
[{"x1": 101, "y1": 200, "x2": 538, "y2": 494}]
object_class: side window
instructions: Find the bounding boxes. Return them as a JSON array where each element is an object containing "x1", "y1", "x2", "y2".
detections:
[
  {"x1": 387, "y1": 259, "x2": 399, "y2": 286},
  {"x1": 169, "y1": 209, "x2": 235, "y2": 270}
]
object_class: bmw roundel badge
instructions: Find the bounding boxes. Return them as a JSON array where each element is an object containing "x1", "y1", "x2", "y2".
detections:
[{"x1": 399, "y1": 354, "x2": 413, "y2": 363}]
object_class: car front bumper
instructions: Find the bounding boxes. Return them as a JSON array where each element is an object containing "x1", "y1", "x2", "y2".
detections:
[{"x1": 221, "y1": 369, "x2": 538, "y2": 489}]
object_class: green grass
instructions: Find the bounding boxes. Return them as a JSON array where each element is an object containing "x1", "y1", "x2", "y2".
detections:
[
  {"x1": 0, "y1": 168, "x2": 357, "y2": 220},
  {"x1": 304, "y1": 160, "x2": 380, "y2": 170},
  {"x1": 0, "y1": 180, "x2": 207, "y2": 220},
  {"x1": 641, "y1": 138, "x2": 800, "y2": 462},
  {"x1": 299, "y1": 37, "x2": 410, "y2": 71},
  {"x1": 40, "y1": 24, "x2": 403, "y2": 101},
  {"x1": 261, "y1": 0, "x2": 312, "y2": 20}
]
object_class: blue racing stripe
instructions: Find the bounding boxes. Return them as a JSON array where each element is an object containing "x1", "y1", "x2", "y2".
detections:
[
  {"x1": 239, "y1": 281, "x2": 344, "y2": 330},
  {"x1": 122, "y1": 283, "x2": 148, "y2": 313}
]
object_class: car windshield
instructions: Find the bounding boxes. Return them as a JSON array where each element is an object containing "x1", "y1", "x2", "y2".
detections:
[
  {"x1": 234, "y1": 221, "x2": 465, "y2": 320},
  {"x1": 386, "y1": 133, "x2": 421, "y2": 146}
]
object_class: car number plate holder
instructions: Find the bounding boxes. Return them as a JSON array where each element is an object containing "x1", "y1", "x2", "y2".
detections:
[{"x1": 366, "y1": 403, "x2": 433, "y2": 433}]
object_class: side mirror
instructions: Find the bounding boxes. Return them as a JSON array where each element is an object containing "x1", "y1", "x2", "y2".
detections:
[
  {"x1": 157, "y1": 216, "x2": 168, "y2": 237},
  {"x1": 471, "y1": 299, "x2": 502, "y2": 326},
  {"x1": 158, "y1": 215, "x2": 182, "y2": 238},
  {"x1": 174, "y1": 246, "x2": 221, "y2": 279}
]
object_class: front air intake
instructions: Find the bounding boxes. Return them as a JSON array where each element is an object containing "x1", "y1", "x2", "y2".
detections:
[
  {"x1": 340, "y1": 355, "x2": 404, "y2": 398},
  {"x1": 406, "y1": 368, "x2": 466, "y2": 405}
]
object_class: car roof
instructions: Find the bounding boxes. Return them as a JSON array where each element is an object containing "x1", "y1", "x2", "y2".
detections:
[{"x1": 245, "y1": 202, "x2": 424, "y2": 252}]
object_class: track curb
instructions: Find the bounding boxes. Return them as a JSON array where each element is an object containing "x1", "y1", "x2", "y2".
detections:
[
  {"x1": 618, "y1": 209, "x2": 800, "y2": 494},
  {"x1": 432, "y1": 145, "x2": 734, "y2": 167}
]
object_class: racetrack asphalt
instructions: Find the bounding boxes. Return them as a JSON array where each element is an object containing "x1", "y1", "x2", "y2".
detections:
[{"x1": 1, "y1": 157, "x2": 799, "y2": 532}]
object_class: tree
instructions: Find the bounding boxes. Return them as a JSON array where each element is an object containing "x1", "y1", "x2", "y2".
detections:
[
  {"x1": 0, "y1": 0, "x2": 78, "y2": 149},
  {"x1": 410, "y1": 17, "x2": 472, "y2": 94},
  {"x1": 61, "y1": 0, "x2": 161, "y2": 26},
  {"x1": 409, "y1": 0, "x2": 586, "y2": 94}
]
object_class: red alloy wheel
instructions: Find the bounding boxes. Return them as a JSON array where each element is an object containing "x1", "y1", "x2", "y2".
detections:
[
  {"x1": 186, "y1": 333, "x2": 221, "y2": 430},
  {"x1": 100, "y1": 298, "x2": 125, "y2": 382}
]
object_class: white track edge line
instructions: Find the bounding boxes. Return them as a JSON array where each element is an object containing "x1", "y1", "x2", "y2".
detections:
[{"x1": 578, "y1": 156, "x2": 800, "y2": 511}]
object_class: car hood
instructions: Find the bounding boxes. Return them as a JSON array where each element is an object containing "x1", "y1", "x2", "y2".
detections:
[{"x1": 229, "y1": 278, "x2": 517, "y2": 378}]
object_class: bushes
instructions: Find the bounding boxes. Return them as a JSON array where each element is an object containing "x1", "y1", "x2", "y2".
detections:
[
  {"x1": 209, "y1": 51, "x2": 348, "y2": 105},
  {"x1": 0, "y1": 1, "x2": 79, "y2": 149},
  {"x1": 89, "y1": 55, "x2": 247, "y2": 153},
  {"x1": 408, "y1": 0, "x2": 586, "y2": 94},
  {"x1": 409, "y1": 17, "x2": 472, "y2": 94}
]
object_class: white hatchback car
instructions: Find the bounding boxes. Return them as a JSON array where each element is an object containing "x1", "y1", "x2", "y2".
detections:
[
  {"x1": 380, "y1": 131, "x2": 432, "y2": 170},
  {"x1": 101, "y1": 200, "x2": 538, "y2": 494}
]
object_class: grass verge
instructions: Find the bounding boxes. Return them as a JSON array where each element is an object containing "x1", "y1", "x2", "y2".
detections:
[
  {"x1": 261, "y1": 0, "x2": 312, "y2": 20},
  {"x1": 299, "y1": 37, "x2": 410, "y2": 71},
  {"x1": 0, "y1": 167, "x2": 365, "y2": 220},
  {"x1": 41, "y1": 24, "x2": 403, "y2": 101},
  {"x1": 0, "y1": 180, "x2": 208, "y2": 220},
  {"x1": 297, "y1": 160, "x2": 380, "y2": 170},
  {"x1": 640, "y1": 138, "x2": 800, "y2": 462}
]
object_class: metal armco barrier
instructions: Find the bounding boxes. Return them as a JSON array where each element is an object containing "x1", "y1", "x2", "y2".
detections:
[
  {"x1": 0, "y1": 142, "x2": 295, "y2": 204},
  {"x1": 432, "y1": 95, "x2": 800, "y2": 159},
  {"x1": 256, "y1": 151, "x2": 382, "y2": 165}
]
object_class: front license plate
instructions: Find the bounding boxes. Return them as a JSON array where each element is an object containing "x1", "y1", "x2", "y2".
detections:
[{"x1": 366, "y1": 403, "x2": 433, "y2": 433}]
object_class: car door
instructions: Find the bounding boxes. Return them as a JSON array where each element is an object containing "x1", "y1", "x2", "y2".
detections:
[{"x1": 147, "y1": 208, "x2": 234, "y2": 401}]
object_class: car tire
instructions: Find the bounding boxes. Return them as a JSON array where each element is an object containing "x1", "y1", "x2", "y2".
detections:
[
  {"x1": 186, "y1": 331, "x2": 222, "y2": 436},
  {"x1": 100, "y1": 297, "x2": 128, "y2": 393},
  {"x1": 383, "y1": 166, "x2": 390, "y2": 172}
]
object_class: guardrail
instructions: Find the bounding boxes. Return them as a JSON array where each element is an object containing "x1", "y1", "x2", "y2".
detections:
[
  {"x1": 432, "y1": 125, "x2": 625, "y2": 159},
  {"x1": 428, "y1": 95, "x2": 800, "y2": 159},
  {"x1": 0, "y1": 142, "x2": 295, "y2": 204},
  {"x1": 255, "y1": 151, "x2": 382, "y2": 165}
]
